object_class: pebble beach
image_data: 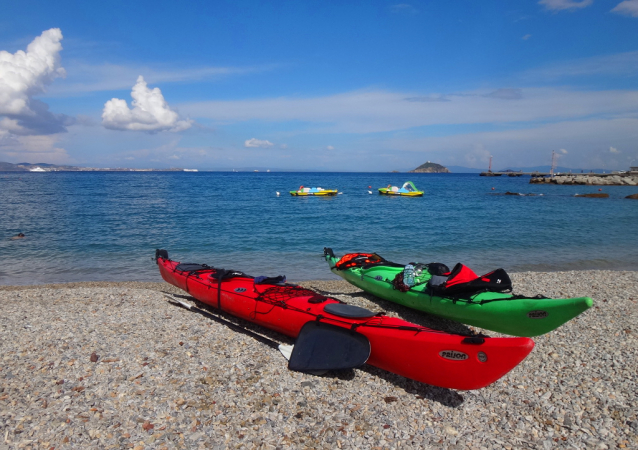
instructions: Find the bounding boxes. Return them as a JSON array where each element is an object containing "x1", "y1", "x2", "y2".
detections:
[{"x1": 1, "y1": 271, "x2": 637, "y2": 450}]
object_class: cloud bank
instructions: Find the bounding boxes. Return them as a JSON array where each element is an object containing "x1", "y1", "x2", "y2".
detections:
[
  {"x1": 102, "y1": 76, "x2": 193, "y2": 132},
  {"x1": 181, "y1": 87, "x2": 638, "y2": 134},
  {"x1": 612, "y1": 0, "x2": 638, "y2": 17},
  {"x1": 0, "y1": 28, "x2": 74, "y2": 136},
  {"x1": 49, "y1": 62, "x2": 274, "y2": 96},
  {"x1": 244, "y1": 138, "x2": 274, "y2": 148},
  {"x1": 539, "y1": 0, "x2": 593, "y2": 11},
  {"x1": 522, "y1": 51, "x2": 638, "y2": 81}
]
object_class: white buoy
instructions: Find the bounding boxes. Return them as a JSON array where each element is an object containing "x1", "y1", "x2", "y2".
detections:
[
  {"x1": 368, "y1": 190, "x2": 372, "y2": 194},
  {"x1": 338, "y1": 192, "x2": 343, "y2": 195},
  {"x1": 276, "y1": 191, "x2": 280, "y2": 196}
]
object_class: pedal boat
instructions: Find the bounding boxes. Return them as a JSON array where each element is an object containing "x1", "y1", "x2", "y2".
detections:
[
  {"x1": 290, "y1": 187, "x2": 338, "y2": 196},
  {"x1": 378, "y1": 181, "x2": 423, "y2": 196}
]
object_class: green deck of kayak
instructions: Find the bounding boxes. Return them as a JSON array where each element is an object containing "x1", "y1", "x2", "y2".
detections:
[{"x1": 325, "y1": 253, "x2": 593, "y2": 337}]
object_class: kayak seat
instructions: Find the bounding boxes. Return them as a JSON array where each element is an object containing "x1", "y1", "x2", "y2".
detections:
[
  {"x1": 175, "y1": 263, "x2": 211, "y2": 273},
  {"x1": 427, "y1": 275, "x2": 448, "y2": 288},
  {"x1": 323, "y1": 303, "x2": 377, "y2": 319}
]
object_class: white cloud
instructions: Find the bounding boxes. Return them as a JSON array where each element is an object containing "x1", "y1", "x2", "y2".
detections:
[
  {"x1": 610, "y1": 146, "x2": 620, "y2": 153},
  {"x1": 102, "y1": 76, "x2": 193, "y2": 132},
  {"x1": 380, "y1": 117, "x2": 638, "y2": 169},
  {"x1": 390, "y1": 4, "x2": 418, "y2": 14},
  {"x1": 484, "y1": 88, "x2": 523, "y2": 100},
  {"x1": 612, "y1": 0, "x2": 638, "y2": 17},
  {"x1": 47, "y1": 62, "x2": 275, "y2": 96},
  {"x1": 0, "y1": 132, "x2": 72, "y2": 164},
  {"x1": 105, "y1": 138, "x2": 214, "y2": 166},
  {"x1": 327, "y1": 145, "x2": 335, "y2": 150},
  {"x1": 539, "y1": 0, "x2": 593, "y2": 11},
  {"x1": 522, "y1": 34, "x2": 532, "y2": 40},
  {"x1": 0, "y1": 28, "x2": 73, "y2": 135},
  {"x1": 559, "y1": 148, "x2": 568, "y2": 154},
  {"x1": 244, "y1": 138, "x2": 274, "y2": 148}
]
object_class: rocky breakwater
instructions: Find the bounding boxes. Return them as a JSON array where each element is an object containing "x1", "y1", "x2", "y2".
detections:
[{"x1": 531, "y1": 173, "x2": 638, "y2": 186}]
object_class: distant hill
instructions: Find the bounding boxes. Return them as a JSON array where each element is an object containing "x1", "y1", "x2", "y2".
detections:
[
  {"x1": 0, "y1": 162, "x2": 28, "y2": 171},
  {"x1": 0, "y1": 161, "x2": 79, "y2": 171},
  {"x1": 502, "y1": 165, "x2": 609, "y2": 174},
  {"x1": 16, "y1": 162, "x2": 60, "y2": 167},
  {"x1": 445, "y1": 165, "x2": 483, "y2": 173},
  {"x1": 409, "y1": 161, "x2": 450, "y2": 173},
  {"x1": 446, "y1": 165, "x2": 612, "y2": 174},
  {"x1": 0, "y1": 161, "x2": 186, "y2": 172}
]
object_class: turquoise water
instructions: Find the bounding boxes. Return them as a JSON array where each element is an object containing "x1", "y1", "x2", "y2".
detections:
[{"x1": 1, "y1": 171, "x2": 637, "y2": 285}]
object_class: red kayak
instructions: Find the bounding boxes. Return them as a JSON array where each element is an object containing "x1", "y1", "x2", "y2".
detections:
[{"x1": 156, "y1": 250, "x2": 534, "y2": 390}]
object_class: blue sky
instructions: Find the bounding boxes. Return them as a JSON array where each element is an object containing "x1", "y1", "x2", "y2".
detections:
[{"x1": 1, "y1": 0, "x2": 637, "y2": 171}]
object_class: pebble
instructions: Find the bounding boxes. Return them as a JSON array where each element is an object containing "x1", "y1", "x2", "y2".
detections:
[{"x1": 0, "y1": 271, "x2": 636, "y2": 449}]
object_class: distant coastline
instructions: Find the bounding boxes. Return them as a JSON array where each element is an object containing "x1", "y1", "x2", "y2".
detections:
[
  {"x1": 0, "y1": 161, "x2": 192, "y2": 172},
  {"x1": 1, "y1": 160, "x2": 631, "y2": 174}
]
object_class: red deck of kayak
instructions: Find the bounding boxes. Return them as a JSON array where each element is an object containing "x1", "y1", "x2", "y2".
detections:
[{"x1": 158, "y1": 257, "x2": 534, "y2": 390}]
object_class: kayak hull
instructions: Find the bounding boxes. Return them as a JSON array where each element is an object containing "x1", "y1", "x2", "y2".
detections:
[
  {"x1": 325, "y1": 253, "x2": 592, "y2": 337},
  {"x1": 157, "y1": 254, "x2": 534, "y2": 390}
]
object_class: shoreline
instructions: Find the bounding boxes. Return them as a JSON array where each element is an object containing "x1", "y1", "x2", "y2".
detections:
[
  {"x1": 1, "y1": 271, "x2": 636, "y2": 448},
  {"x1": 2, "y1": 267, "x2": 638, "y2": 291}
]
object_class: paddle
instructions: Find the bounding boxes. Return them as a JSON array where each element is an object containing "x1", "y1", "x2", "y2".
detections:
[
  {"x1": 165, "y1": 294, "x2": 281, "y2": 350},
  {"x1": 164, "y1": 294, "x2": 371, "y2": 372},
  {"x1": 288, "y1": 321, "x2": 371, "y2": 372}
]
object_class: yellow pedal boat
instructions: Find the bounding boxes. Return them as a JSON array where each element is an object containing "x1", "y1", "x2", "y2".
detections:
[
  {"x1": 290, "y1": 186, "x2": 338, "y2": 196},
  {"x1": 378, "y1": 181, "x2": 423, "y2": 196}
]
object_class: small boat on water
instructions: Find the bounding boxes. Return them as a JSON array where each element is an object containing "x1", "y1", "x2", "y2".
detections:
[
  {"x1": 378, "y1": 181, "x2": 423, "y2": 196},
  {"x1": 290, "y1": 186, "x2": 338, "y2": 196},
  {"x1": 324, "y1": 248, "x2": 593, "y2": 337},
  {"x1": 155, "y1": 250, "x2": 534, "y2": 390}
]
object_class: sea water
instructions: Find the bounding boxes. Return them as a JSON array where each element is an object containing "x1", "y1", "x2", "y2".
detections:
[{"x1": 1, "y1": 171, "x2": 637, "y2": 285}]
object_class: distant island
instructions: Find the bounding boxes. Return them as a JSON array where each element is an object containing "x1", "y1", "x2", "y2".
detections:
[
  {"x1": 409, "y1": 161, "x2": 450, "y2": 173},
  {"x1": 0, "y1": 161, "x2": 191, "y2": 172}
]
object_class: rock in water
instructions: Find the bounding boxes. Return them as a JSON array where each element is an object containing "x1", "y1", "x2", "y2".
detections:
[
  {"x1": 575, "y1": 193, "x2": 609, "y2": 198},
  {"x1": 409, "y1": 161, "x2": 450, "y2": 173}
]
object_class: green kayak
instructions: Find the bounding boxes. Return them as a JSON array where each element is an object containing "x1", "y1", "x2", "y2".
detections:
[{"x1": 324, "y1": 248, "x2": 593, "y2": 337}]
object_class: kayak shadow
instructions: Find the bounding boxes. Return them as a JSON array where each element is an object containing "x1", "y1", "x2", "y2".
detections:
[
  {"x1": 357, "y1": 365, "x2": 465, "y2": 408},
  {"x1": 311, "y1": 366, "x2": 464, "y2": 408},
  {"x1": 163, "y1": 290, "x2": 465, "y2": 407}
]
